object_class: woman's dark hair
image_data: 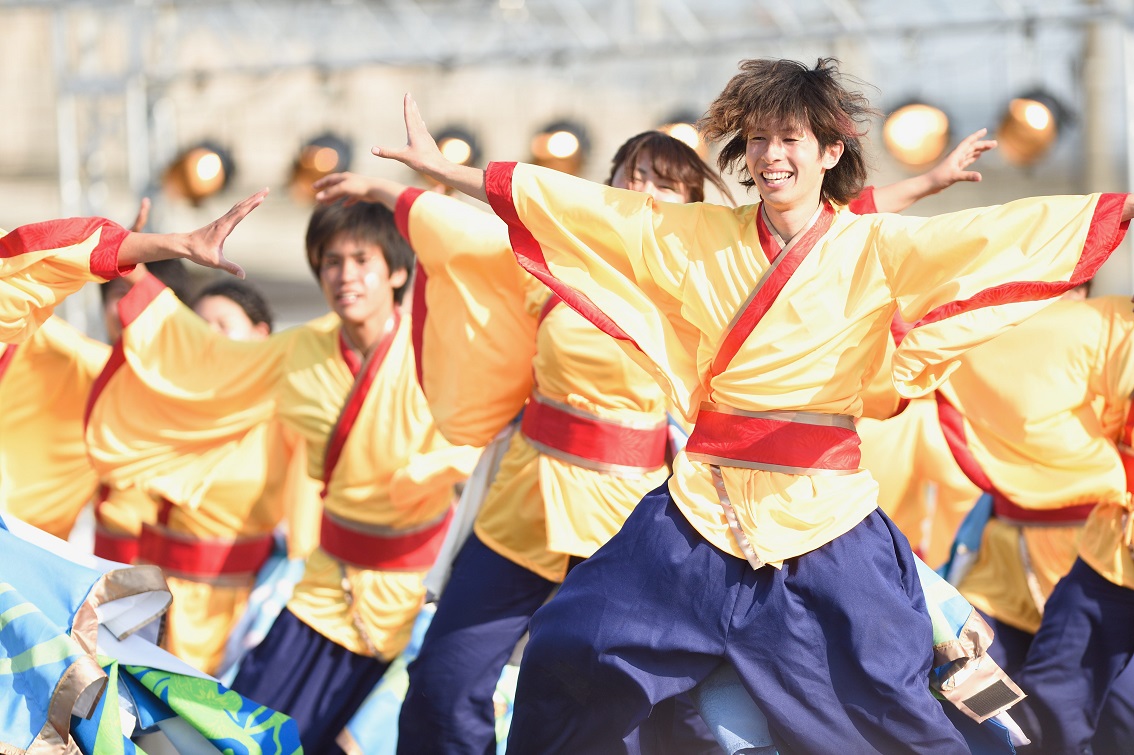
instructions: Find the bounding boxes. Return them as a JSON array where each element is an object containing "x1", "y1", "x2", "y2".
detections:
[
  {"x1": 305, "y1": 200, "x2": 415, "y2": 304},
  {"x1": 191, "y1": 278, "x2": 274, "y2": 333},
  {"x1": 607, "y1": 131, "x2": 734, "y2": 205},
  {"x1": 699, "y1": 58, "x2": 878, "y2": 204}
]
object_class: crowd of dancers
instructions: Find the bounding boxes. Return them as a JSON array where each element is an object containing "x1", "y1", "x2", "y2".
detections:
[{"x1": 3, "y1": 56, "x2": 1134, "y2": 754}]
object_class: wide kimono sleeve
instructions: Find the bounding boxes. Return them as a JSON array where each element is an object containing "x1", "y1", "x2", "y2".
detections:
[
  {"x1": 0, "y1": 317, "x2": 110, "y2": 538},
  {"x1": 397, "y1": 188, "x2": 537, "y2": 446},
  {"x1": 484, "y1": 161, "x2": 738, "y2": 417},
  {"x1": 85, "y1": 272, "x2": 291, "y2": 508},
  {"x1": 0, "y1": 218, "x2": 131, "y2": 342},
  {"x1": 875, "y1": 193, "x2": 1128, "y2": 397}
]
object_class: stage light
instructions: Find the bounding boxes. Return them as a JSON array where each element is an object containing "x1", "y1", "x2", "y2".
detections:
[
  {"x1": 163, "y1": 141, "x2": 235, "y2": 205},
  {"x1": 530, "y1": 120, "x2": 589, "y2": 175},
  {"x1": 290, "y1": 133, "x2": 353, "y2": 202},
  {"x1": 436, "y1": 128, "x2": 480, "y2": 167},
  {"x1": 997, "y1": 91, "x2": 1067, "y2": 167},
  {"x1": 658, "y1": 112, "x2": 706, "y2": 156},
  {"x1": 883, "y1": 103, "x2": 951, "y2": 168}
]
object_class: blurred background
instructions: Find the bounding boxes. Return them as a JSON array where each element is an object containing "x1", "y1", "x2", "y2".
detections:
[{"x1": 2, "y1": 0, "x2": 1133, "y2": 329}]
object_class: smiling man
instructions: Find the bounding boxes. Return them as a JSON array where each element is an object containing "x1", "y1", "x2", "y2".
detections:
[
  {"x1": 372, "y1": 57, "x2": 1132, "y2": 753},
  {"x1": 84, "y1": 199, "x2": 479, "y2": 753}
]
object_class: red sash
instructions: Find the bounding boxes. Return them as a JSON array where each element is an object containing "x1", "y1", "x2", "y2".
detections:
[
  {"x1": 320, "y1": 507, "x2": 453, "y2": 571},
  {"x1": 92, "y1": 484, "x2": 140, "y2": 564},
  {"x1": 520, "y1": 391, "x2": 667, "y2": 475},
  {"x1": 136, "y1": 498, "x2": 273, "y2": 580},
  {"x1": 710, "y1": 202, "x2": 835, "y2": 377},
  {"x1": 936, "y1": 392, "x2": 1094, "y2": 524},
  {"x1": 686, "y1": 403, "x2": 860, "y2": 475},
  {"x1": 139, "y1": 524, "x2": 273, "y2": 580},
  {"x1": 322, "y1": 315, "x2": 401, "y2": 496}
]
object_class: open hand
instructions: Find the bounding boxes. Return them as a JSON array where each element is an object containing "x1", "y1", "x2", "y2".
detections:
[
  {"x1": 371, "y1": 94, "x2": 445, "y2": 174},
  {"x1": 928, "y1": 128, "x2": 998, "y2": 189},
  {"x1": 182, "y1": 189, "x2": 269, "y2": 278}
]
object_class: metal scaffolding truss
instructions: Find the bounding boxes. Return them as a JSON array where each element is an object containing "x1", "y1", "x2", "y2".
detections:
[{"x1": 6, "y1": 0, "x2": 1134, "y2": 83}]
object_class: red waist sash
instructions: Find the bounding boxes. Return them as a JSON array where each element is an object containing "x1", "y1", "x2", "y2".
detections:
[
  {"x1": 93, "y1": 487, "x2": 139, "y2": 564},
  {"x1": 520, "y1": 391, "x2": 667, "y2": 475},
  {"x1": 138, "y1": 525, "x2": 273, "y2": 580},
  {"x1": 94, "y1": 526, "x2": 140, "y2": 564},
  {"x1": 320, "y1": 507, "x2": 453, "y2": 571},
  {"x1": 991, "y1": 493, "x2": 1094, "y2": 525},
  {"x1": 685, "y1": 402, "x2": 860, "y2": 474}
]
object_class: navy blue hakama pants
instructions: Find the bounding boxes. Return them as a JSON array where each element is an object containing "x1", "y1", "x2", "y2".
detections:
[{"x1": 506, "y1": 483, "x2": 968, "y2": 755}]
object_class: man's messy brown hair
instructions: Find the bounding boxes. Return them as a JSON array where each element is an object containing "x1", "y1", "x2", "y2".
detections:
[{"x1": 699, "y1": 58, "x2": 878, "y2": 205}]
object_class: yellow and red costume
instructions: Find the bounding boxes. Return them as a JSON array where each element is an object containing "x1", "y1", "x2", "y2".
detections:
[
  {"x1": 936, "y1": 297, "x2": 1134, "y2": 640},
  {"x1": 85, "y1": 272, "x2": 477, "y2": 672},
  {"x1": 0, "y1": 316, "x2": 109, "y2": 538}
]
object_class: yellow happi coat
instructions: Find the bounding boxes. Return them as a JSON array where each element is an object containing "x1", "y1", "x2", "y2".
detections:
[
  {"x1": 404, "y1": 189, "x2": 668, "y2": 581},
  {"x1": 87, "y1": 274, "x2": 478, "y2": 660},
  {"x1": 936, "y1": 296, "x2": 1134, "y2": 632},
  {"x1": 0, "y1": 317, "x2": 108, "y2": 538},
  {"x1": 483, "y1": 162, "x2": 1127, "y2": 566},
  {"x1": 85, "y1": 276, "x2": 322, "y2": 672},
  {"x1": 1, "y1": 218, "x2": 130, "y2": 343}
]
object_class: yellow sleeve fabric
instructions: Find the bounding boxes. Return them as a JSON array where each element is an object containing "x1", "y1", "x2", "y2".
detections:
[
  {"x1": 399, "y1": 189, "x2": 537, "y2": 446},
  {"x1": 1, "y1": 218, "x2": 130, "y2": 342},
  {"x1": 85, "y1": 273, "x2": 293, "y2": 508},
  {"x1": 939, "y1": 297, "x2": 1134, "y2": 512},
  {"x1": 879, "y1": 195, "x2": 1128, "y2": 397},
  {"x1": 0, "y1": 317, "x2": 109, "y2": 537},
  {"x1": 932, "y1": 297, "x2": 1134, "y2": 621}
]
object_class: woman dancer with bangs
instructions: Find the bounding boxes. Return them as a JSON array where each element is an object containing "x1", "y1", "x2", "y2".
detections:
[
  {"x1": 372, "y1": 57, "x2": 1132, "y2": 753},
  {"x1": 316, "y1": 122, "x2": 994, "y2": 754}
]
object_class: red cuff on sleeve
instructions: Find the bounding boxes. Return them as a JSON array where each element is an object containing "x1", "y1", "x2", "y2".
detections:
[
  {"x1": 847, "y1": 185, "x2": 877, "y2": 215},
  {"x1": 915, "y1": 192, "x2": 1131, "y2": 329},
  {"x1": 0, "y1": 218, "x2": 130, "y2": 280},
  {"x1": 395, "y1": 187, "x2": 426, "y2": 244},
  {"x1": 117, "y1": 271, "x2": 167, "y2": 329}
]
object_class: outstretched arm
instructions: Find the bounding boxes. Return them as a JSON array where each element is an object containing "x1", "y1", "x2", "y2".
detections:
[
  {"x1": 117, "y1": 189, "x2": 268, "y2": 277},
  {"x1": 871, "y1": 129, "x2": 996, "y2": 214},
  {"x1": 371, "y1": 95, "x2": 488, "y2": 203}
]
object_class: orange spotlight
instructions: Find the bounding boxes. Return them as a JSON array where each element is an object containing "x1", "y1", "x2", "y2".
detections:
[
  {"x1": 883, "y1": 103, "x2": 951, "y2": 168},
  {"x1": 658, "y1": 112, "x2": 706, "y2": 157},
  {"x1": 530, "y1": 120, "x2": 589, "y2": 175},
  {"x1": 997, "y1": 91, "x2": 1067, "y2": 167},
  {"x1": 290, "y1": 133, "x2": 353, "y2": 202},
  {"x1": 163, "y1": 142, "x2": 235, "y2": 205}
]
